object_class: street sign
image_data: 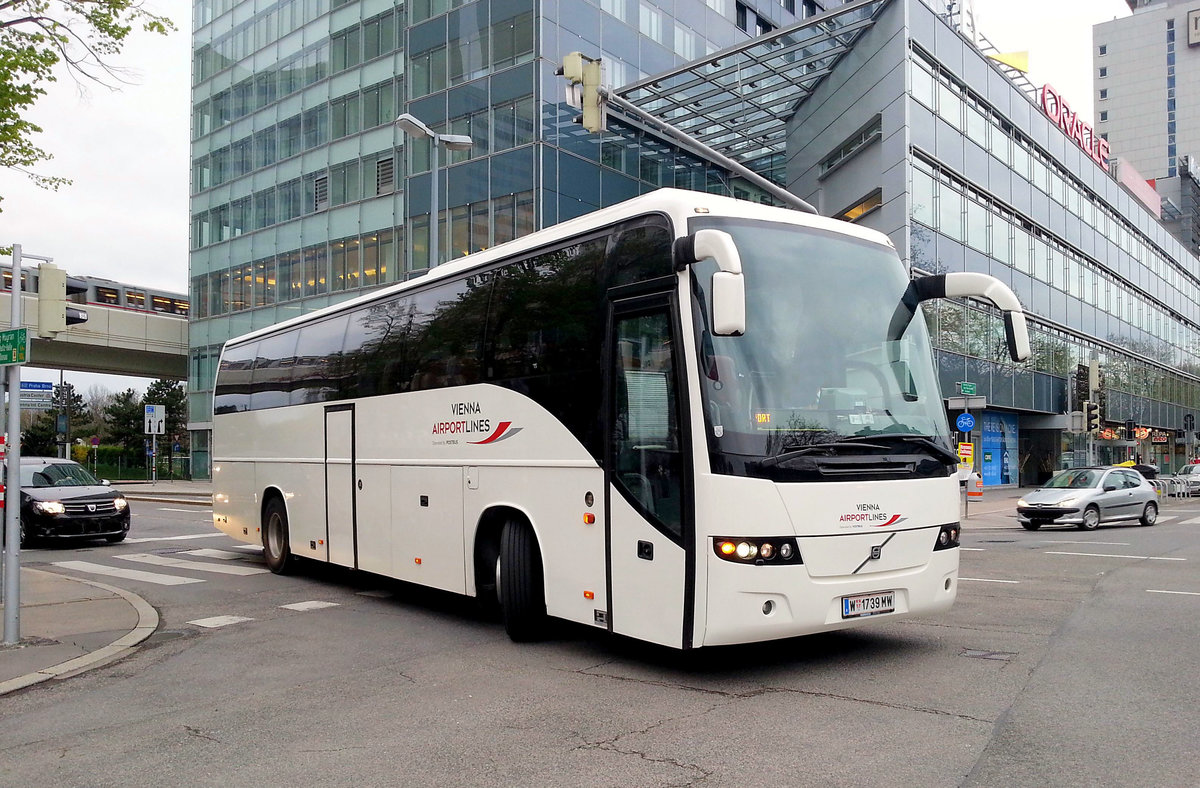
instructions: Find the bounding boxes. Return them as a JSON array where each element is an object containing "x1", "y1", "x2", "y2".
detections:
[
  {"x1": 0, "y1": 328, "x2": 28, "y2": 365},
  {"x1": 144, "y1": 404, "x2": 165, "y2": 435},
  {"x1": 958, "y1": 442, "x2": 974, "y2": 463},
  {"x1": 958, "y1": 381, "x2": 977, "y2": 396},
  {"x1": 956, "y1": 413, "x2": 976, "y2": 432}
]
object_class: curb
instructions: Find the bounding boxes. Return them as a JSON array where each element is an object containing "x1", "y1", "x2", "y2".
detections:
[
  {"x1": 0, "y1": 569, "x2": 160, "y2": 696},
  {"x1": 124, "y1": 496, "x2": 212, "y2": 507}
]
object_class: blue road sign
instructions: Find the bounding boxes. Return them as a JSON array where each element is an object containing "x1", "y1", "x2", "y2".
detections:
[{"x1": 956, "y1": 413, "x2": 976, "y2": 432}]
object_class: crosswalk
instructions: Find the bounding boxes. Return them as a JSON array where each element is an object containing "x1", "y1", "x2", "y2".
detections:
[{"x1": 53, "y1": 546, "x2": 267, "y2": 585}]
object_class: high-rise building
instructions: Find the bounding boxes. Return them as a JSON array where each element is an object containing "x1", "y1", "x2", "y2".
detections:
[
  {"x1": 1095, "y1": 0, "x2": 1200, "y2": 181},
  {"x1": 188, "y1": 0, "x2": 908, "y2": 476},
  {"x1": 194, "y1": 0, "x2": 1200, "y2": 487}
]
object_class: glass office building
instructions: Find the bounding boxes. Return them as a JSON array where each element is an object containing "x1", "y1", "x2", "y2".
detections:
[{"x1": 187, "y1": 0, "x2": 875, "y2": 477}]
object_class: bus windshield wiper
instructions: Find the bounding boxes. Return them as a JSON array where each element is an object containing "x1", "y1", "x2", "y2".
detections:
[
  {"x1": 839, "y1": 433, "x2": 958, "y2": 465},
  {"x1": 759, "y1": 440, "x2": 891, "y2": 468}
]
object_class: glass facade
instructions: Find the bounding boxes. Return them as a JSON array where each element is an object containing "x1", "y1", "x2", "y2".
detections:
[{"x1": 189, "y1": 0, "x2": 827, "y2": 476}]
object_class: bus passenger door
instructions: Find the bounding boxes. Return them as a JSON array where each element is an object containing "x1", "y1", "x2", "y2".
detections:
[
  {"x1": 607, "y1": 296, "x2": 693, "y2": 648},
  {"x1": 324, "y1": 404, "x2": 357, "y2": 568}
]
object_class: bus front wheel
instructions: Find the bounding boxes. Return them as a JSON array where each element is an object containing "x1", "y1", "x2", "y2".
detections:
[
  {"x1": 263, "y1": 497, "x2": 296, "y2": 575},
  {"x1": 498, "y1": 518, "x2": 546, "y2": 642}
]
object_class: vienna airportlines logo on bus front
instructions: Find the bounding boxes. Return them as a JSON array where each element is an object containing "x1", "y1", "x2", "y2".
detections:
[
  {"x1": 838, "y1": 503, "x2": 907, "y2": 529},
  {"x1": 431, "y1": 401, "x2": 523, "y2": 446}
]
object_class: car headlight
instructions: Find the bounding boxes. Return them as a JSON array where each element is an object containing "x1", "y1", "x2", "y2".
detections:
[
  {"x1": 33, "y1": 500, "x2": 66, "y2": 515},
  {"x1": 113, "y1": 497, "x2": 128, "y2": 511},
  {"x1": 1056, "y1": 497, "x2": 1078, "y2": 508},
  {"x1": 1017, "y1": 498, "x2": 1027, "y2": 507}
]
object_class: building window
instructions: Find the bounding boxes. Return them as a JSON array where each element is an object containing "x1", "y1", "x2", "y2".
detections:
[
  {"x1": 1098, "y1": 44, "x2": 1107, "y2": 55},
  {"x1": 837, "y1": 190, "x2": 882, "y2": 222},
  {"x1": 1100, "y1": 111, "x2": 1108, "y2": 122},
  {"x1": 1099, "y1": 66, "x2": 1107, "y2": 78},
  {"x1": 820, "y1": 115, "x2": 882, "y2": 177},
  {"x1": 1099, "y1": 89, "x2": 1108, "y2": 100}
]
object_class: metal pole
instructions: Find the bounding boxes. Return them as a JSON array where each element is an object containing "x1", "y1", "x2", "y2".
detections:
[
  {"x1": 429, "y1": 136, "x2": 439, "y2": 268},
  {"x1": 4, "y1": 245, "x2": 24, "y2": 644},
  {"x1": 152, "y1": 434, "x2": 157, "y2": 484}
]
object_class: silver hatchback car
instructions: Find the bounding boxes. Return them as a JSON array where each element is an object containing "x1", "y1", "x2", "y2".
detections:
[{"x1": 1016, "y1": 467, "x2": 1159, "y2": 531}]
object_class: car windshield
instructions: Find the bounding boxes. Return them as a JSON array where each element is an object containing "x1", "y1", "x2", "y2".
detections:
[
  {"x1": 1045, "y1": 469, "x2": 1101, "y2": 489},
  {"x1": 19, "y1": 462, "x2": 101, "y2": 488}
]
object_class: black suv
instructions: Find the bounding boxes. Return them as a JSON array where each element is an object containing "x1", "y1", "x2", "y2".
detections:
[{"x1": 11, "y1": 458, "x2": 131, "y2": 547}]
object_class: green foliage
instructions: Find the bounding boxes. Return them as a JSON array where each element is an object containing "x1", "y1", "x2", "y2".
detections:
[
  {"x1": 21, "y1": 408, "x2": 56, "y2": 455},
  {"x1": 0, "y1": 1, "x2": 175, "y2": 208},
  {"x1": 103, "y1": 387, "x2": 143, "y2": 453}
]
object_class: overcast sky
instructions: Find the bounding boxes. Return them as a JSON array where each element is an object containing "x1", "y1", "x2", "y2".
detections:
[{"x1": 0, "y1": 0, "x2": 1131, "y2": 393}]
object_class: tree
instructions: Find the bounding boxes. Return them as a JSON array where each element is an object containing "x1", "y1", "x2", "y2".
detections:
[
  {"x1": 0, "y1": 1, "x2": 174, "y2": 208},
  {"x1": 103, "y1": 387, "x2": 143, "y2": 455},
  {"x1": 21, "y1": 409, "x2": 56, "y2": 456}
]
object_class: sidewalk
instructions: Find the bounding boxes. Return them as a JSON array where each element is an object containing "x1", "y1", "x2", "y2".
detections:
[
  {"x1": 0, "y1": 568, "x2": 158, "y2": 695},
  {"x1": 0, "y1": 480, "x2": 211, "y2": 695}
]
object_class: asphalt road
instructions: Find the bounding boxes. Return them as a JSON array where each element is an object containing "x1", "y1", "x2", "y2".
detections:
[{"x1": 2, "y1": 500, "x2": 1198, "y2": 787}]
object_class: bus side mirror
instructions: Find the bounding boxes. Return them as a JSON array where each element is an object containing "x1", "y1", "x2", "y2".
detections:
[
  {"x1": 674, "y1": 229, "x2": 745, "y2": 336},
  {"x1": 889, "y1": 272, "x2": 1030, "y2": 363},
  {"x1": 711, "y1": 272, "x2": 745, "y2": 336}
]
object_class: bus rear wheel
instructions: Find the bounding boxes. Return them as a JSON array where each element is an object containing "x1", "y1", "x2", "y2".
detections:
[
  {"x1": 498, "y1": 518, "x2": 546, "y2": 642},
  {"x1": 263, "y1": 497, "x2": 296, "y2": 575}
]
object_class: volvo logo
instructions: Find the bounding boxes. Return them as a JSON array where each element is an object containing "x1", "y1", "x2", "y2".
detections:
[{"x1": 853, "y1": 533, "x2": 896, "y2": 574}]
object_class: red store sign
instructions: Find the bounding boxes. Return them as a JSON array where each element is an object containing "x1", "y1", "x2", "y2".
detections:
[{"x1": 1041, "y1": 84, "x2": 1110, "y2": 173}]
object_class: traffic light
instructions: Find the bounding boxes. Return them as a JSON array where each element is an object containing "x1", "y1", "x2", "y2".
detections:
[
  {"x1": 36, "y1": 262, "x2": 87, "y2": 338},
  {"x1": 1125, "y1": 419, "x2": 1136, "y2": 438},
  {"x1": 1084, "y1": 400, "x2": 1100, "y2": 433},
  {"x1": 559, "y1": 52, "x2": 606, "y2": 132}
]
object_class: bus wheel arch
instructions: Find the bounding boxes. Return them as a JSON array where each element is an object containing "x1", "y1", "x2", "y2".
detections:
[
  {"x1": 262, "y1": 489, "x2": 296, "y2": 574},
  {"x1": 475, "y1": 508, "x2": 547, "y2": 641}
]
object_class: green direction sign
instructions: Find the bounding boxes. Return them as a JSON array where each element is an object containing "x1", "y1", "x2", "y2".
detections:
[
  {"x1": 959, "y1": 381, "x2": 977, "y2": 396},
  {"x1": 0, "y1": 328, "x2": 27, "y2": 365}
]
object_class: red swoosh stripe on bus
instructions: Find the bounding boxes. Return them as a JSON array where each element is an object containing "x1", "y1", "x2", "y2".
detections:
[
  {"x1": 470, "y1": 421, "x2": 522, "y2": 444},
  {"x1": 874, "y1": 514, "x2": 904, "y2": 527}
]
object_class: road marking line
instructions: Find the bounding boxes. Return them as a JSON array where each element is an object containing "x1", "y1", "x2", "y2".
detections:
[
  {"x1": 1156, "y1": 516, "x2": 1178, "y2": 523},
  {"x1": 1046, "y1": 551, "x2": 1186, "y2": 561},
  {"x1": 1147, "y1": 589, "x2": 1200, "y2": 596},
  {"x1": 959, "y1": 577, "x2": 1020, "y2": 583},
  {"x1": 1180, "y1": 517, "x2": 1200, "y2": 525},
  {"x1": 280, "y1": 600, "x2": 340, "y2": 611},
  {"x1": 960, "y1": 547, "x2": 985, "y2": 551},
  {"x1": 156, "y1": 507, "x2": 203, "y2": 513},
  {"x1": 116, "y1": 553, "x2": 269, "y2": 576},
  {"x1": 53, "y1": 561, "x2": 205, "y2": 585},
  {"x1": 1042, "y1": 540, "x2": 1130, "y2": 546},
  {"x1": 183, "y1": 548, "x2": 263, "y2": 560},
  {"x1": 188, "y1": 615, "x2": 254, "y2": 628},
  {"x1": 124, "y1": 533, "x2": 225, "y2": 544}
]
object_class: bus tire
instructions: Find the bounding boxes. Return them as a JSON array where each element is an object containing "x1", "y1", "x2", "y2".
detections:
[
  {"x1": 263, "y1": 496, "x2": 296, "y2": 575},
  {"x1": 499, "y1": 518, "x2": 546, "y2": 642}
]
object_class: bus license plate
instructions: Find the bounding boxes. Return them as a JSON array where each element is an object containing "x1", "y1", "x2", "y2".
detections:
[{"x1": 842, "y1": 590, "x2": 895, "y2": 619}]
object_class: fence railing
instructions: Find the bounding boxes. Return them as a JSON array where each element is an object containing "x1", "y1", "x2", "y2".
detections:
[{"x1": 1150, "y1": 477, "x2": 1191, "y2": 498}]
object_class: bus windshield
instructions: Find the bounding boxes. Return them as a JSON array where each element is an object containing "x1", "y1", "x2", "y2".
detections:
[{"x1": 689, "y1": 218, "x2": 951, "y2": 479}]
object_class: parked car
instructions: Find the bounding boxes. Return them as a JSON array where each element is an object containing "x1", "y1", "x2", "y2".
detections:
[
  {"x1": 1016, "y1": 466, "x2": 1158, "y2": 531},
  {"x1": 1171, "y1": 464, "x2": 1200, "y2": 495},
  {"x1": 7, "y1": 457, "x2": 130, "y2": 547}
]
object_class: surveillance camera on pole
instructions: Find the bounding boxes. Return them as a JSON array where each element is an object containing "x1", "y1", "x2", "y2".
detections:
[{"x1": 558, "y1": 52, "x2": 606, "y2": 132}]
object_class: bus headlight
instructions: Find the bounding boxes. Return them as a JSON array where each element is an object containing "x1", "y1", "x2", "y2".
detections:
[
  {"x1": 714, "y1": 537, "x2": 801, "y2": 564},
  {"x1": 933, "y1": 523, "x2": 960, "y2": 551}
]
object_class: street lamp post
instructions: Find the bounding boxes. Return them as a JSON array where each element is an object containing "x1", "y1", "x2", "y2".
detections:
[{"x1": 395, "y1": 113, "x2": 473, "y2": 268}]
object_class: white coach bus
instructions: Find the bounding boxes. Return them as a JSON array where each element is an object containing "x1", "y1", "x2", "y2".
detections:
[{"x1": 211, "y1": 188, "x2": 1029, "y2": 649}]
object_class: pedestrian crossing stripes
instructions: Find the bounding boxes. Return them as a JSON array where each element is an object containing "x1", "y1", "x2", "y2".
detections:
[
  {"x1": 184, "y1": 547, "x2": 263, "y2": 560},
  {"x1": 53, "y1": 560, "x2": 205, "y2": 586},
  {"x1": 189, "y1": 615, "x2": 254, "y2": 628},
  {"x1": 116, "y1": 553, "x2": 270, "y2": 576}
]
